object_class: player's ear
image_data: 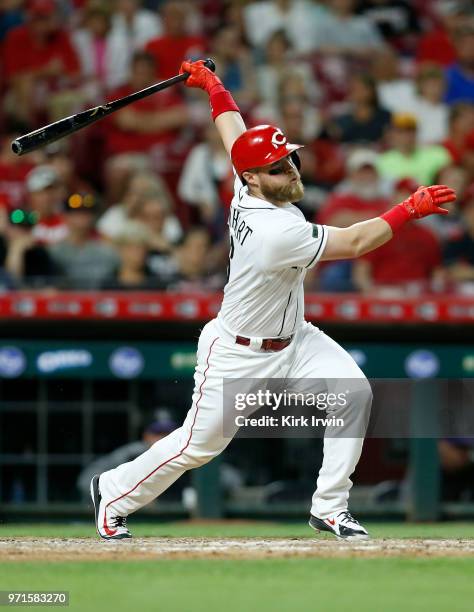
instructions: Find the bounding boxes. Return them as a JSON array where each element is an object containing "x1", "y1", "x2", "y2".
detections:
[{"x1": 242, "y1": 170, "x2": 258, "y2": 188}]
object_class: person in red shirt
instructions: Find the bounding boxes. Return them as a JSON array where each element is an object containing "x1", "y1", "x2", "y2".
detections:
[
  {"x1": 2, "y1": 0, "x2": 80, "y2": 127},
  {"x1": 0, "y1": 132, "x2": 37, "y2": 210},
  {"x1": 26, "y1": 165, "x2": 68, "y2": 245},
  {"x1": 103, "y1": 50, "x2": 189, "y2": 203},
  {"x1": 352, "y1": 178, "x2": 442, "y2": 294},
  {"x1": 442, "y1": 103, "x2": 474, "y2": 164},
  {"x1": 415, "y1": 4, "x2": 464, "y2": 67},
  {"x1": 311, "y1": 149, "x2": 390, "y2": 292},
  {"x1": 145, "y1": 0, "x2": 206, "y2": 81},
  {"x1": 317, "y1": 149, "x2": 390, "y2": 227}
]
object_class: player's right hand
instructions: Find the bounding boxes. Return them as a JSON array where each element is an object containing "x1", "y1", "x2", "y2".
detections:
[
  {"x1": 179, "y1": 60, "x2": 223, "y2": 93},
  {"x1": 398, "y1": 184, "x2": 456, "y2": 219}
]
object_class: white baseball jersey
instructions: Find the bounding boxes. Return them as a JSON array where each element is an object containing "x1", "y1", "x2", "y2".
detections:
[
  {"x1": 218, "y1": 175, "x2": 328, "y2": 338},
  {"x1": 98, "y1": 161, "x2": 371, "y2": 534}
]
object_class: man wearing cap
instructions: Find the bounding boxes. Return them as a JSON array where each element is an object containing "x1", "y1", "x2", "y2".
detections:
[
  {"x1": 318, "y1": 149, "x2": 390, "y2": 228},
  {"x1": 47, "y1": 193, "x2": 119, "y2": 289},
  {"x1": 315, "y1": 149, "x2": 391, "y2": 291},
  {"x1": 91, "y1": 60, "x2": 456, "y2": 541},
  {"x1": 26, "y1": 165, "x2": 68, "y2": 245},
  {"x1": 78, "y1": 413, "x2": 178, "y2": 501},
  {"x1": 377, "y1": 113, "x2": 452, "y2": 184}
]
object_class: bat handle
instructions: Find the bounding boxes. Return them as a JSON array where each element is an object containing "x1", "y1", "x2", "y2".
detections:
[
  {"x1": 179, "y1": 57, "x2": 216, "y2": 82},
  {"x1": 203, "y1": 58, "x2": 216, "y2": 72}
]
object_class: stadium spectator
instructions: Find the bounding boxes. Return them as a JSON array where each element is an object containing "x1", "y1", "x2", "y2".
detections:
[
  {"x1": 26, "y1": 165, "x2": 68, "y2": 245},
  {"x1": 110, "y1": 0, "x2": 162, "y2": 50},
  {"x1": 242, "y1": 0, "x2": 325, "y2": 54},
  {"x1": 415, "y1": 1, "x2": 461, "y2": 67},
  {"x1": 47, "y1": 193, "x2": 119, "y2": 289},
  {"x1": 0, "y1": 205, "x2": 56, "y2": 288},
  {"x1": 254, "y1": 29, "x2": 320, "y2": 112},
  {"x1": 311, "y1": 0, "x2": 385, "y2": 57},
  {"x1": 377, "y1": 113, "x2": 452, "y2": 184},
  {"x1": 402, "y1": 64, "x2": 449, "y2": 145},
  {"x1": 357, "y1": 0, "x2": 420, "y2": 53},
  {"x1": 102, "y1": 51, "x2": 189, "y2": 199},
  {"x1": 329, "y1": 74, "x2": 391, "y2": 145},
  {"x1": 462, "y1": 130, "x2": 474, "y2": 183},
  {"x1": 101, "y1": 221, "x2": 159, "y2": 290},
  {"x1": 0, "y1": 132, "x2": 37, "y2": 210},
  {"x1": 43, "y1": 141, "x2": 95, "y2": 197},
  {"x1": 2, "y1": 0, "x2": 80, "y2": 127},
  {"x1": 163, "y1": 226, "x2": 224, "y2": 291},
  {"x1": 0, "y1": 0, "x2": 24, "y2": 43},
  {"x1": 274, "y1": 96, "x2": 345, "y2": 214},
  {"x1": 98, "y1": 170, "x2": 177, "y2": 241},
  {"x1": 138, "y1": 192, "x2": 183, "y2": 251},
  {"x1": 133, "y1": 194, "x2": 182, "y2": 281},
  {"x1": 318, "y1": 148, "x2": 389, "y2": 228},
  {"x1": 314, "y1": 149, "x2": 390, "y2": 292},
  {"x1": 144, "y1": 0, "x2": 206, "y2": 81},
  {"x1": 442, "y1": 183, "x2": 474, "y2": 290},
  {"x1": 72, "y1": 2, "x2": 129, "y2": 102},
  {"x1": 76, "y1": 411, "x2": 177, "y2": 501},
  {"x1": 209, "y1": 25, "x2": 257, "y2": 110},
  {"x1": 178, "y1": 124, "x2": 233, "y2": 236},
  {"x1": 442, "y1": 102, "x2": 474, "y2": 164},
  {"x1": 423, "y1": 163, "x2": 470, "y2": 242},
  {"x1": 372, "y1": 48, "x2": 417, "y2": 114},
  {"x1": 352, "y1": 177, "x2": 442, "y2": 295},
  {"x1": 444, "y1": 20, "x2": 474, "y2": 104}
]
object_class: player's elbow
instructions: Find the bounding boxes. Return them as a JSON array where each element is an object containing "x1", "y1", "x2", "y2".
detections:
[{"x1": 347, "y1": 226, "x2": 371, "y2": 259}]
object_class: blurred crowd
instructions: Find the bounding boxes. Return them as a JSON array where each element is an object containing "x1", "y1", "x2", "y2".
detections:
[{"x1": 0, "y1": 0, "x2": 473, "y2": 295}]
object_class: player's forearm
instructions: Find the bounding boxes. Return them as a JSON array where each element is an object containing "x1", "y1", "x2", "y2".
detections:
[
  {"x1": 346, "y1": 217, "x2": 393, "y2": 258},
  {"x1": 215, "y1": 111, "x2": 246, "y2": 156},
  {"x1": 179, "y1": 60, "x2": 244, "y2": 156}
]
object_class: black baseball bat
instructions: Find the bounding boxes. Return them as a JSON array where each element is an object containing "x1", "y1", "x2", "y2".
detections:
[{"x1": 11, "y1": 58, "x2": 216, "y2": 156}]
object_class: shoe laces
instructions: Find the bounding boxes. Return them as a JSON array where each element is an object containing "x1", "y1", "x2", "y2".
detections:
[
  {"x1": 338, "y1": 511, "x2": 358, "y2": 525},
  {"x1": 111, "y1": 516, "x2": 127, "y2": 529}
]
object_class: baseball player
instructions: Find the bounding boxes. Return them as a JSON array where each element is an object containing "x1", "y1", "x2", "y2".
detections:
[{"x1": 91, "y1": 60, "x2": 456, "y2": 541}]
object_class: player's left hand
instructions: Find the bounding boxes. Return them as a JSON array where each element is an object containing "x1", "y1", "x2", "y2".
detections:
[
  {"x1": 179, "y1": 59, "x2": 222, "y2": 94},
  {"x1": 399, "y1": 184, "x2": 456, "y2": 219}
]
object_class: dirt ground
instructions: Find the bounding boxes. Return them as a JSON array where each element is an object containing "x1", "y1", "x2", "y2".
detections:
[{"x1": 2, "y1": 537, "x2": 474, "y2": 561}]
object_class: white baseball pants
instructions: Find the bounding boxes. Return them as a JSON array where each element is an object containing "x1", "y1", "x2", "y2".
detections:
[{"x1": 99, "y1": 317, "x2": 372, "y2": 519}]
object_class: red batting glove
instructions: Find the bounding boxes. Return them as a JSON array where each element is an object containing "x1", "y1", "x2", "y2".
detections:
[
  {"x1": 381, "y1": 184, "x2": 456, "y2": 232},
  {"x1": 179, "y1": 59, "x2": 240, "y2": 120},
  {"x1": 401, "y1": 184, "x2": 456, "y2": 218},
  {"x1": 179, "y1": 60, "x2": 224, "y2": 95}
]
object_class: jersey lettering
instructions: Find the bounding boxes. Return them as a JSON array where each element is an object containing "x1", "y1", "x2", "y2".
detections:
[{"x1": 230, "y1": 207, "x2": 253, "y2": 246}]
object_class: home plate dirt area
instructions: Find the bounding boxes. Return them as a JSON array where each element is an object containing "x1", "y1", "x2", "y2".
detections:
[{"x1": 2, "y1": 537, "x2": 474, "y2": 561}]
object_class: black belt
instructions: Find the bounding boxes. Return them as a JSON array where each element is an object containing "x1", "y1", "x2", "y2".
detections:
[{"x1": 235, "y1": 334, "x2": 294, "y2": 351}]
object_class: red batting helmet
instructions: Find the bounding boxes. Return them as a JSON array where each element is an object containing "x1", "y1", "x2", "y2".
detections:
[{"x1": 231, "y1": 125, "x2": 304, "y2": 176}]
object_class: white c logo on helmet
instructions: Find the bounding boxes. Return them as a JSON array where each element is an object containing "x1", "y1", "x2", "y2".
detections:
[{"x1": 271, "y1": 129, "x2": 287, "y2": 149}]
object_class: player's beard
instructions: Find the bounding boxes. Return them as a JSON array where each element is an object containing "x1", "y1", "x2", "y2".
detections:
[{"x1": 260, "y1": 178, "x2": 305, "y2": 204}]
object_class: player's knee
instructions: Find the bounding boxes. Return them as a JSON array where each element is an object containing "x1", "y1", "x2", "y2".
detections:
[{"x1": 181, "y1": 443, "x2": 223, "y2": 469}]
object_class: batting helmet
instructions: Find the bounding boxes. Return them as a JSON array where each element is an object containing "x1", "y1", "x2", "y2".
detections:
[{"x1": 231, "y1": 125, "x2": 303, "y2": 176}]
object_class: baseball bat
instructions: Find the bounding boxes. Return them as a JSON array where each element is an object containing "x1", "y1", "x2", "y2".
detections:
[{"x1": 11, "y1": 58, "x2": 216, "y2": 156}]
